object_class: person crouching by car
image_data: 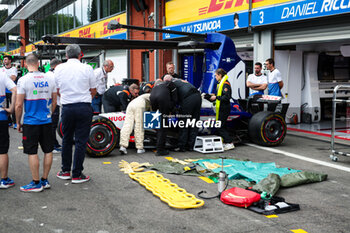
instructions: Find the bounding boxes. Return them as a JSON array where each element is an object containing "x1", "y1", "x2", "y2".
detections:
[
  {"x1": 119, "y1": 93, "x2": 151, "y2": 155},
  {"x1": 150, "y1": 75, "x2": 178, "y2": 156},
  {"x1": 102, "y1": 83, "x2": 139, "y2": 113},
  {"x1": 208, "y1": 68, "x2": 234, "y2": 151},
  {"x1": 173, "y1": 79, "x2": 201, "y2": 152}
]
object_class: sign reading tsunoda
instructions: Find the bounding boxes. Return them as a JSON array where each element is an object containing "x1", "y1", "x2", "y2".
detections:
[
  {"x1": 252, "y1": 0, "x2": 350, "y2": 26},
  {"x1": 163, "y1": 12, "x2": 249, "y2": 39}
]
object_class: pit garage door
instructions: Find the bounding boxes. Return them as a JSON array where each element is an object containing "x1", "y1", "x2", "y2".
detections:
[{"x1": 274, "y1": 22, "x2": 350, "y2": 46}]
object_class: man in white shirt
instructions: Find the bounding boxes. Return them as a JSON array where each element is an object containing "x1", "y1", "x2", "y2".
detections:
[
  {"x1": 15, "y1": 54, "x2": 57, "y2": 192},
  {"x1": 0, "y1": 71, "x2": 16, "y2": 189},
  {"x1": 46, "y1": 58, "x2": 62, "y2": 153},
  {"x1": 265, "y1": 58, "x2": 284, "y2": 97},
  {"x1": 54, "y1": 44, "x2": 97, "y2": 184},
  {"x1": 92, "y1": 60, "x2": 114, "y2": 113},
  {"x1": 1, "y1": 56, "x2": 17, "y2": 128},
  {"x1": 246, "y1": 62, "x2": 267, "y2": 96}
]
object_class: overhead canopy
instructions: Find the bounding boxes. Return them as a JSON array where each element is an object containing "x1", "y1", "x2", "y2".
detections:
[
  {"x1": 36, "y1": 35, "x2": 221, "y2": 56},
  {"x1": 0, "y1": 19, "x2": 20, "y2": 33},
  {"x1": 11, "y1": 0, "x2": 52, "y2": 20}
]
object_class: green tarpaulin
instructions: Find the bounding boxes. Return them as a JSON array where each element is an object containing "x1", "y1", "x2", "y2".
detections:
[
  {"x1": 150, "y1": 158, "x2": 327, "y2": 196},
  {"x1": 196, "y1": 159, "x2": 300, "y2": 183}
]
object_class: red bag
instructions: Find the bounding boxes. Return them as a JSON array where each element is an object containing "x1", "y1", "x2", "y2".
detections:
[{"x1": 220, "y1": 187, "x2": 261, "y2": 208}]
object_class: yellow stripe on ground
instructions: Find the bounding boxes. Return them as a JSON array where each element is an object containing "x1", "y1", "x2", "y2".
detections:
[
  {"x1": 198, "y1": 176, "x2": 215, "y2": 183},
  {"x1": 291, "y1": 229, "x2": 308, "y2": 233},
  {"x1": 103, "y1": 162, "x2": 112, "y2": 164},
  {"x1": 265, "y1": 215, "x2": 279, "y2": 218},
  {"x1": 165, "y1": 157, "x2": 174, "y2": 161}
]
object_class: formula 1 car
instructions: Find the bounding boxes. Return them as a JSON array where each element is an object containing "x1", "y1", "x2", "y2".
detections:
[
  {"x1": 43, "y1": 22, "x2": 288, "y2": 157},
  {"x1": 58, "y1": 95, "x2": 288, "y2": 157}
]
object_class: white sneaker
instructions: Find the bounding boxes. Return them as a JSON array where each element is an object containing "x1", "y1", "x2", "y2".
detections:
[
  {"x1": 119, "y1": 146, "x2": 127, "y2": 155},
  {"x1": 137, "y1": 149, "x2": 145, "y2": 154},
  {"x1": 224, "y1": 143, "x2": 235, "y2": 151}
]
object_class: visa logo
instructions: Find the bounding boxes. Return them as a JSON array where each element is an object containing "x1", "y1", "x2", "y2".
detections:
[{"x1": 33, "y1": 81, "x2": 49, "y2": 88}]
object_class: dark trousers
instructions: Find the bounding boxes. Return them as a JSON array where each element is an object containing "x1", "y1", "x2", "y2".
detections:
[
  {"x1": 91, "y1": 94, "x2": 102, "y2": 113},
  {"x1": 178, "y1": 92, "x2": 201, "y2": 150},
  {"x1": 51, "y1": 105, "x2": 60, "y2": 147},
  {"x1": 150, "y1": 93, "x2": 172, "y2": 151},
  {"x1": 61, "y1": 103, "x2": 92, "y2": 178},
  {"x1": 102, "y1": 96, "x2": 120, "y2": 113},
  {"x1": 216, "y1": 105, "x2": 232, "y2": 143}
]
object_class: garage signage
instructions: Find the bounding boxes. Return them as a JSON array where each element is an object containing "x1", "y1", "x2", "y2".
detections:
[
  {"x1": 164, "y1": 0, "x2": 250, "y2": 39},
  {"x1": 163, "y1": 13, "x2": 249, "y2": 39},
  {"x1": 6, "y1": 12, "x2": 127, "y2": 55},
  {"x1": 252, "y1": 0, "x2": 350, "y2": 26}
]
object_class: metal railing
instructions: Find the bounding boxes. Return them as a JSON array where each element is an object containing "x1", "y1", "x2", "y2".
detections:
[{"x1": 330, "y1": 85, "x2": 350, "y2": 162}]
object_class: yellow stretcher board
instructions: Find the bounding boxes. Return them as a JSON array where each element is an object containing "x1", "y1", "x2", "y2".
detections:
[{"x1": 129, "y1": 171, "x2": 204, "y2": 209}]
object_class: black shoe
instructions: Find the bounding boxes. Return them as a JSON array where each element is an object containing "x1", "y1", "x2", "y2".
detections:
[
  {"x1": 72, "y1": 173, "x2": 90, "y2": 184},
  {"x1": 155, "y1": 150, "x2": 169, "y2": 156},
  {"x1": 174, "y1": 147, "x2": 186, "y2": 152}
]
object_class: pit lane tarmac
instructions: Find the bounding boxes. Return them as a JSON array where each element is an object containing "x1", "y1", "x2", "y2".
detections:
[{"x1": 1, "y1": 129, "x2": 350, "y2": 233}]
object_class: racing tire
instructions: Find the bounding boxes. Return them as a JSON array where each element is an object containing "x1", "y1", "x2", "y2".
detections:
[
  {"x1": 57, "y1": 120, "x2": 64, "y2": 139},
  {"x1": 86, "y1": 116, "x2": 119, "y2": 157},
  {"x1": 248, "y1": 111, "x2": 287, "y2": 146}
]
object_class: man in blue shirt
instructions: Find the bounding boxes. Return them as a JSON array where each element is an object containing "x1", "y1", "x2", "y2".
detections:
[
  {"x1": 265, "y1": 58, "x2": 284, "y2": 97},
  {"x1": 0, "y1": 71, "x2": 16, "y2": 189},
  {"x1": 16, "y1": 54, "x2": 57, "y2": 192}
]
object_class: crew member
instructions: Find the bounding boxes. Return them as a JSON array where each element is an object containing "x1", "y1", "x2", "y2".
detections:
[
  {"x1": 208, "y1": 68, "x2": 235, "y2": 151},
  {"x1": 173, "y1": 79, "x2": 201, "y2": 152},
  {"x1": 150, "y1": 75, "x2": 178, "y2": 156},
  {"x1": 139, "y1": 81, "x2": 155, "y2": 95},
  {"x1": 55, "y1": 44, "x2": 97, "y2": 184},
  {"x1": 161, "y1": 62, "x2": 181, "y2": 80},
  {"x1": 92, "y1": 60, "x2": 114, "y2": 113},
  {"x1": 139, "y1": 76, "x2": 166, "y2": 95},
  {"x1": 0, "y1": 69, "x2": 16, "y2": 189},
  {"x1": 46, "y1": 58, "x2": 62, "y2": 153},
  {"x1": 265, "y1": 58, "x2": 284, "y2": 97},
  {"x1": 119, "y1": 93, "x2": 151, "y2": 155},
  {"x1": 246, "y1": 62, "x2": 267, "y2": 96},
  {"x1": 15, "y1": 54, "x2": 57, "y2": 192},
  {"x1": 2, "y1": 56, "x2": 17, "y2": 128},
  {"x1": 102, "y1": 83, "x2": 139, "y2": 112}
]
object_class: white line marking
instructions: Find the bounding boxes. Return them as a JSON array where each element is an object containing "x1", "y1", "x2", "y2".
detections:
[{"x1": 245, "y1": 143, "x2": 350, "y2": 173}]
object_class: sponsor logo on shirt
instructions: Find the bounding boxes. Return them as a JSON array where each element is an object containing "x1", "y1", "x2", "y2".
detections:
[{"x1": 33, "y1": 81, "x2": 49, "y2": 88}]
